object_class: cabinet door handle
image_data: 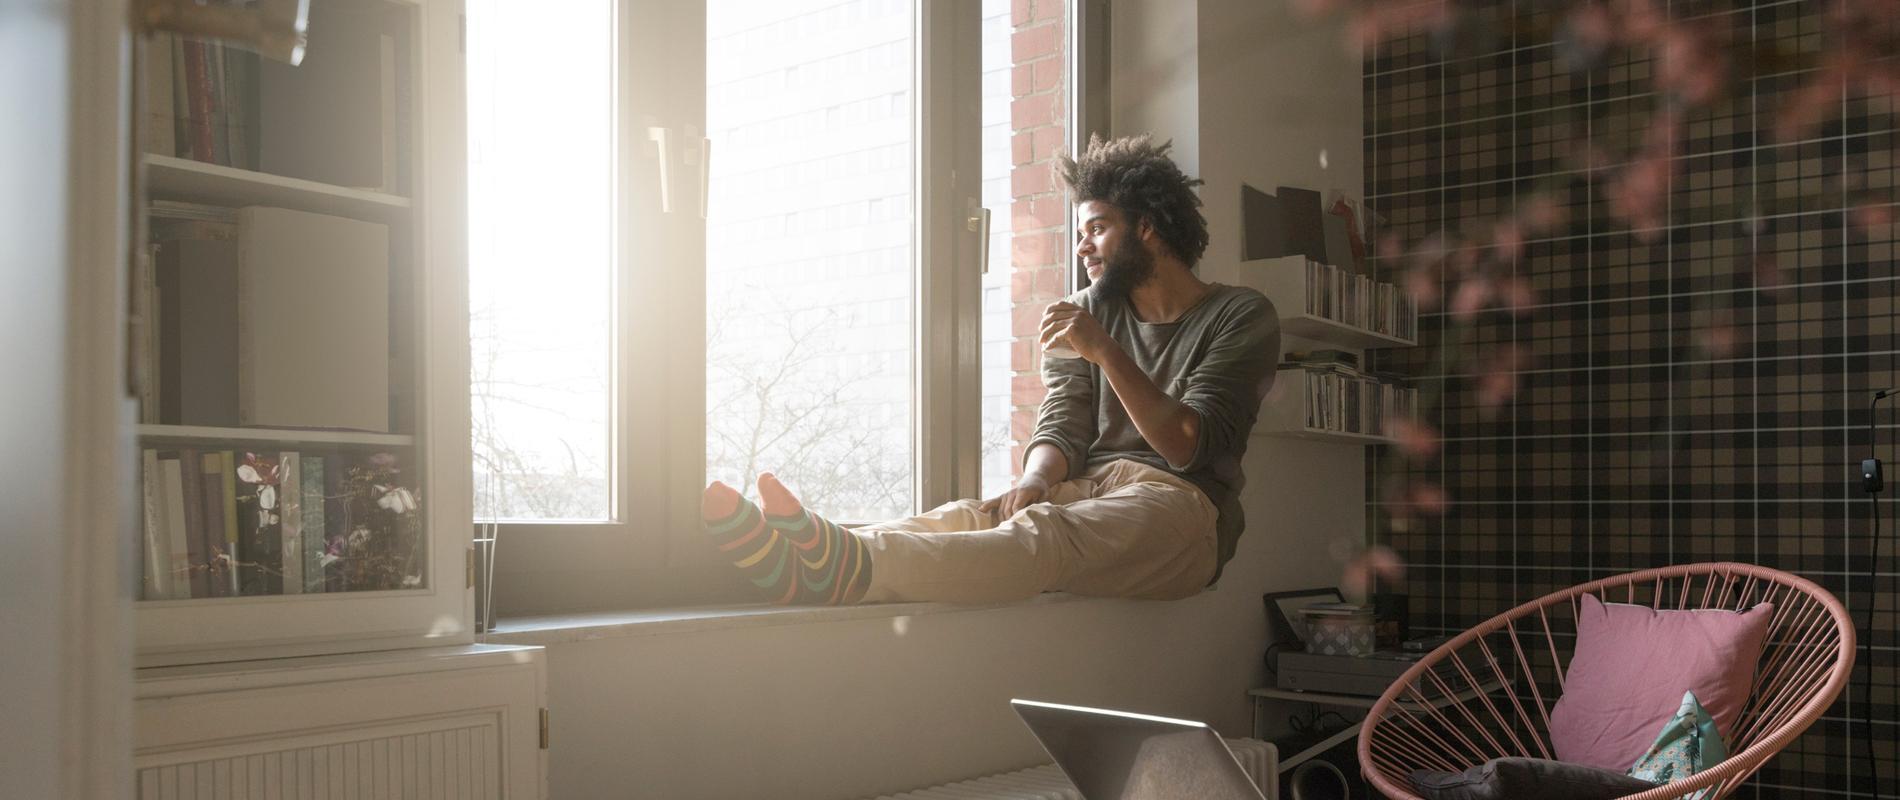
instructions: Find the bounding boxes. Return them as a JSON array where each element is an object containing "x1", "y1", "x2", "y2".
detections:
[{"x1": 647, "y1": 126, "x2": 671, "y2": 214}]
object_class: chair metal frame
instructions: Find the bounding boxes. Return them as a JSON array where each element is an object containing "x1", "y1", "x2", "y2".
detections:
[{"x1": 1355, "y1": 563, "x2": 1856, "y2": 800}]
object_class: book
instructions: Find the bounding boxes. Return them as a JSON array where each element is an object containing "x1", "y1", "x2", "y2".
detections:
[
  {"x1": 141, "y1": 32, "x2": 176, "y2": 157},
  {"x1": 234, "y1": 453, "x2": 285, "y2": 596},
  {"x1": 133, "y1": 244, "x2": 161, "y2": 424},
  {"x1": 177, "y1": 448, "x2": 208, "y2": 598},
  {"x1": 153, "y1": 236, "x2": 239, "y2": 426},
  {"x1": 221, "y1": 44, "x2": 260, "y2": 170},
  {"x1": 300, "y1": 455, "x2": 327, "y2": 593},
  {"x1": 199, "y1": 451, "x2": 229, "y2": 597},
  {"x1": 1276, "y1": 186, "x2": 1326, "y2": 262},
  {"x1": 140, "y1": 450, "x2": 173, "y2": 601},
  {"x1": 219, "y1": 451, "x2": 240, "y2": 596},
  {"x1": 323, "y1": 454, "x2": 347, "y2": 592},
  {"x1": 280, "y1": 451, "x2": 303, "y2": 595},
  {"x1": 1322, "y1": 212, "x2": 1357, "y2": 273},
  {"x1": 1240, "y1": 184, "x2": 1286, "y2": 260},
  {"x1": 157, "y1": 456, "x2": 193, "y2": 601},
  {"x1": 235, "y1": 207, "x2": 390, "y2": 432},
  {"x1": 179, "y1": 38, "x2": 215, "y2": 162}
]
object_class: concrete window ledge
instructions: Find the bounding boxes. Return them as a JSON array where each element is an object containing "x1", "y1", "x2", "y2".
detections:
[{"x1": 479, "y1": 592, "x2": 1098, "y2": 647}]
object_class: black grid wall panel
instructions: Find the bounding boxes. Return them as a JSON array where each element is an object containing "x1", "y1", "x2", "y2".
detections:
[{"x1": 1361, "y1": 0, "x2": 1899, "y2": 794}]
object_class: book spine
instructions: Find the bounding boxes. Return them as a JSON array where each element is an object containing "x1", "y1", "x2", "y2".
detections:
[
  {"x1": 207, "y1": 41, "x2": 229, "y2": 166},
  {"x1": 378, "y1": 33, "x2": 397, "y2": 192},
  {"x1": 141, "y1": 32, "x2": 177, "y2": 157},
  {"x1": 140, "y1": 450, "x2": 171, "y2": 601},
  {"x1": 324, "y1": 454, "x2": 346, "y2": 592},
  {"x1": 174, "y1": 446, "x2": 204, "y2": 596},
  {"x1": 180, "y1": 38, "x2": 215, "y2": 163},
  {"x1": 198, "y1": 451, "x2": 228, "y2": 597},
  {"x1": 219, "y1": 451, "x2": 240, "y2": 596},
  {"x1": 301, "y1": 455, "x2": 326, "y2": 593},
  {"x1": 158, "y1": 456, "x2": 193, "y2": 600},
  {"x1": 280, "y1": 451, "x2": 303, "y2": 594}
]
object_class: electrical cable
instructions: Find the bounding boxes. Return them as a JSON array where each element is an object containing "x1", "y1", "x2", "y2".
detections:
[{"x1": 1867, "y1": 389, "x2": 1888, "y2": 800}]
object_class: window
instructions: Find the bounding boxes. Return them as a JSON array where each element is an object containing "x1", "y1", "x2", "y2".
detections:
[
  {"x1": 469, "y1": 0, "x2": 1079, "y2": 612},
  {"x1": 467, "y1": 0, "x2": 616, "y2": 523},
  {"x1": 704, "y1": 0, "x2": 916, "y2": 522}
]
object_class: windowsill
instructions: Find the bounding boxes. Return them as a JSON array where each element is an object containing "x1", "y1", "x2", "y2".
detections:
[{"x1": 480, "y1": 592, "x2": 1100, "y2": 647}]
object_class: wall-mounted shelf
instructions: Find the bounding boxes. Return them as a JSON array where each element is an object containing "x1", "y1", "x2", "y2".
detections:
[
  {"x1": 145, "y1": 154, "x2": 411, "y2": 225},
  {"x1": 1281, "y1": 313, "x2": 1415, "y2": 349},
  {"x1": 1253, "y1": 363, "x2": 1409, "y2": 445},
  {"x1": 137, "y1": 424, "x2": 414, "y2": 448},
  {"x1": 1243, "y1": 254, "x2": 1416, "y2": 351}
]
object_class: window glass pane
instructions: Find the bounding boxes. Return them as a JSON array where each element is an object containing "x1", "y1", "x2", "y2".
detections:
[
  {"x1": 467, "y1": 0, "x2": 614, "y2": 522},
  {"x1": 705, "y1": 0, "x2": 916, "y2": 521},
  {"x1": 980, "y1": 0, "x2": 1067, "y2": 499}
]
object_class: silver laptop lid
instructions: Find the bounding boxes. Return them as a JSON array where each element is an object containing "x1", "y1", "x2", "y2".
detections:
[{"x1": 1010, "y1": 699, "x2": 1267, "y2": 800}]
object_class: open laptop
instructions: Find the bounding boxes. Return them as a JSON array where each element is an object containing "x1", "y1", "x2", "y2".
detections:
[{"x1": 1011, "y1": 699, "x2": 1268, "y2": 800}]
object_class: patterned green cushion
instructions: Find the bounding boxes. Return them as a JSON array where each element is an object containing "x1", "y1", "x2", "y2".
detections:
[{"x1": 1627, "y1": 690, "x2": 1729, "y2": 796}]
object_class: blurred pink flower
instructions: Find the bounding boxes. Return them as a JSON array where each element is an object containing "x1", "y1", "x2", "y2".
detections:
[
  {"x1": 1405, "y1": 266, "x2": 1442, "y2": 311},
  {"x1": 1391, "y1": 418, "x2": 1441, "y2": 461},
  {"x1": 1501, "y1": 277, "x2": 1538, "y2": 316},
  {"x1": 1701, "y1": 319, "x2": 1740, "y2": 359},
  {"x1": 1476, "y1": 344, "x2": 1528, "y2": 412},
  {"x1": 1342, "y1": 545, "x2": 1407, "y2": 601},
  {"x1": 1754, "y1": 253, "x2": 1784, "y2": 290},
  {"x1": 1384, "y1": 480, "x2": 1450, "y2": 520},
  {"x1": 1853, "y1": 203, "x2": 1894, "y2": 232},
  {"x1": 1451, "y1": 276, "x2": 1493, "y2": 319}
]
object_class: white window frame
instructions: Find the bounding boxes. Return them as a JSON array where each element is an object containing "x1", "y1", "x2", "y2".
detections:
[{"x1": 479, "y1": 0, "x2": 993, "y2": 614}]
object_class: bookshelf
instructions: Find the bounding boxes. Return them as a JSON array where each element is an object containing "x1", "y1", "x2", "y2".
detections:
[
  {"x1": 130, "y1": 0, "x2": 470, "y2": 667},
  {"x1": 137, "y1": 424, "x2": 415, "y2": 449},
  {"x1": 1242, "y1": 254, "x2": 1417, "y2": 444},
  {"x1": 1255, "y1": 372, "x2": 1406, "y2": 445},
  {"x1": 145, "y1": 153, "x2": 412, "y2": 223},
  {"x1": 117, "y1": 4, "x2": 546, "y2": 797}
]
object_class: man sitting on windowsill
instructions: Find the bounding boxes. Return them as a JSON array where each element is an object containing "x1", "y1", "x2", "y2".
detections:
[{"x1": 700, "y1": 133, "x2": 1281, "y2": 604}]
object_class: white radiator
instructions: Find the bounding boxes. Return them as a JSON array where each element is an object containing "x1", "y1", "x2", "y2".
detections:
[
  {"x1": 870, "y1": 738, "x2": 1277, "y2": 800},
  {"x1": 136, "y1": 721, "x2": 497, "y2": 800}
]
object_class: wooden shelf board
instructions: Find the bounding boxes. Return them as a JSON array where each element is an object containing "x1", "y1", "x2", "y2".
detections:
[
  {"x1": 1281, "y1": 313, "x2": 1415, "y2": 349},
  {"x1": 144, "y1": 154, "x2": 410, "y2": 223},
  {"x1": 137, "y1": 424, "x2": 413, "y2": 448},
  {"x1": 1256, "y1": 426, "x2": 1394, "y2": 445}
]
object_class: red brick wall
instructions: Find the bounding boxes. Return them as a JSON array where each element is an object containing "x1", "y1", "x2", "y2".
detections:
[{"x1": 1007, "y1": 0, "x2": 1067, "y2": 476}]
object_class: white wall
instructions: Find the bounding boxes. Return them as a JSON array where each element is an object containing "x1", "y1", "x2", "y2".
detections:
[{"x1": 529, "y1": 2, "x2": 1367, "y2": 797}]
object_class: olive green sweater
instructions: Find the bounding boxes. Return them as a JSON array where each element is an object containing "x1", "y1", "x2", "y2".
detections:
[{"x1": 1026, "y1": 283, "x2": 1281, "y2": 582}]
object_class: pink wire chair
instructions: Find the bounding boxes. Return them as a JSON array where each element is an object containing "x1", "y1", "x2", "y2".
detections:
[{"x1": 1355, "y1": 563, "x2": 1856, "y2": 800}]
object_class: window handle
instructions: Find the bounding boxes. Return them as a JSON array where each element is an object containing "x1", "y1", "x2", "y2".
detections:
[
  {"x1": 967, "y1": 206, "x2": 992, "y2": 274},
  {"x1": 647, "y1": 126, "x2": 671, "y2": 213},
  {"x1": 695, "y1": 137, "x2": 711, "y2": 220}
]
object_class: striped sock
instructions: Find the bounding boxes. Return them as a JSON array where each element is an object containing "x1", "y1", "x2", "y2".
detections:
[
  {"x1": 700, "y1": 481, "x2": 800, "y2": 603},
  {"x1": 758, "y1": 472, "x2": 873, "y2": 605}
]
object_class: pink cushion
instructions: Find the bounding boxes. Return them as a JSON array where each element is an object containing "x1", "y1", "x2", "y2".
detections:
[{"x1": 1548, "y1": 594, "x2": 1772, "y2": 771}]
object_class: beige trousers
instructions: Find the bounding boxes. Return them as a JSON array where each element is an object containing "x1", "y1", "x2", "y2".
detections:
[{"x1": 854, "y1": 459, "x2": 1219, "y2": 604}]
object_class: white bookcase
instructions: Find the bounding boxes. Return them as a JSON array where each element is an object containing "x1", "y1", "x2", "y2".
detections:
[
  {"x1": 131, "y1": 0, "x2": 471, "y2": 666},
  {"x1": 1242, "y1": 254, "x2": 1416, "y2": 445},
  {"x1": 124, "y1": 2, "x2": 543, "y2": 796}
]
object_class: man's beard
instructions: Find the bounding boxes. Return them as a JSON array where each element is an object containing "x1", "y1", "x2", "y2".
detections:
[{"x1": 1089, "y1": 241, "x2": 1154, "y2": 301}]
